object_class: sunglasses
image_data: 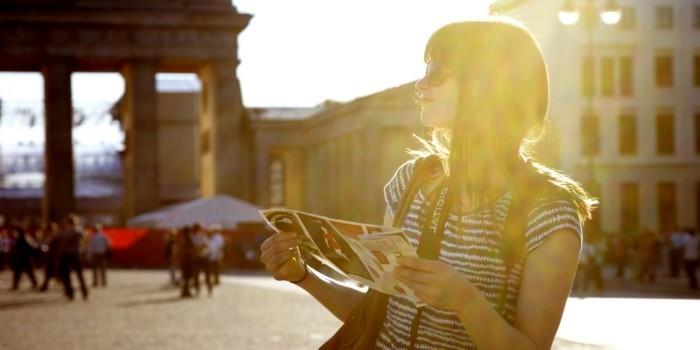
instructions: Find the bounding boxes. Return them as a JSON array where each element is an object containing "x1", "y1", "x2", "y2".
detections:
[{"x1": 422, "y1": 63, "x2": 452, "y2": 87}]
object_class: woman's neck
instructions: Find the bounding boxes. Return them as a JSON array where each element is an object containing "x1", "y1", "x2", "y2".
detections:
[{"x1": 457, "y1": 168, "x2": 510, "y2": 212}]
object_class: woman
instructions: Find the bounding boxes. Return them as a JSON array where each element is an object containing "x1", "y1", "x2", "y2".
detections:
[{"x1": 260, "y1": 16, "x2": 596, "y2": 349}]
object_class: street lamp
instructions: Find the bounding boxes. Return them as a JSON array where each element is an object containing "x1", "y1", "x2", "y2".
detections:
[
  {"x1": 558, "y1": 0, "x2": 621, "y2": 233},
  {"x1": 559, "y1": 0, "x2": 622, "y2": 28}
]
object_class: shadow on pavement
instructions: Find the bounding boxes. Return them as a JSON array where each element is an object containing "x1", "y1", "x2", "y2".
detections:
[
  {"x1": 117, "y1": 295, "x2": 188, "y2": 308},
  {"x1": 134, "y1": 284, "x2": 181, "y2": 295},
  {"x1": 0, "y1": 298, "x2": 66, "y2": 311}
]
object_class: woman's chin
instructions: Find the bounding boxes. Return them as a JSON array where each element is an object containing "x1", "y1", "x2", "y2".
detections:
[{"x1": 420, "y1": 113, "x2": 447, "y2": 129}]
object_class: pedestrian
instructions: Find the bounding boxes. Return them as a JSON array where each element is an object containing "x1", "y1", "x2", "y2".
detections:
[
  {"x1": 669, "y1": 228, "x2": 685, "y2": 278},
  {"x1": 38, "y1": 222, "x2": 61, "y2": 292},
  {"x1": 207, "y1": 225, "x2": 225, "y2": 286},
  {"x1": 191, "y1": 223, "x2": 212, "y2": 296},
  {"x1": 178, "y1": 226, "x2": 196, "y2": 298},
  {"x1": 54, "y1": 214, "x2": 89, "y2": 301},
  {"x1": 682, "y1": 228, "x2": 699, "y2": 290},
  {"x1": 611, "y1": 233, "x2": 628, "y2": 278},
  {"x1": 575, "y1": 235, "x2": 604, "y2": 295},
  {"x1": 0, "y1": 227, "x2": 12, "y2": 272},
  {"x1": 261, "y1": 16, "x2": 597, "y2": 349},
  {"x1": 638, "y1": 228, "x2": 658, "y2": 283},
  {"x1": 33, "y1": 226, "x2": 47, "y2": 269},
  {"x1": 164, "y1": 228, "x2": 179, "y2": 286},
  {"x1": 573, "y1": 240, "x2": 591, "y2": 296},
  {"x1": 86, "y1": 224, "x2": 110, "y2": 287},
  {"x1": 9, "y1": 227, "x2": 38, "y2": 290}
]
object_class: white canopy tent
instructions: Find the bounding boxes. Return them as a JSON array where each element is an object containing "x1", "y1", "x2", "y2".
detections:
[{"x1": 126, "y1": 195, "x2": 263, "y2": 229}]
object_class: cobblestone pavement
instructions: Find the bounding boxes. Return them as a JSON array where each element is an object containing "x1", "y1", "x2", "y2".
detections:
[
  {"x1": 0, "y1": 269, "x2": 341, "y2": 350},
  {"x1": 573, "y1": 265, "x2": 700, "y2": 299},
  {"x1": 0, "y1": 268, "x2": 695, "y2": 349}
]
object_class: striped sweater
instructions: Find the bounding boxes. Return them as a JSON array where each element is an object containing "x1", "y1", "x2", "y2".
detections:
[{"x1": 376, "y1": 159, "x2": 582, "y2": 350}]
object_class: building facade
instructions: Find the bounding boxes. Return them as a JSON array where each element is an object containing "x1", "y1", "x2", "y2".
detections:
[
  {"x1": 491, "y1": 0, "x2": 700, "y2": 234},
  {"x1": 249, "y1": 84, "x2": 424, "y2": 225}
]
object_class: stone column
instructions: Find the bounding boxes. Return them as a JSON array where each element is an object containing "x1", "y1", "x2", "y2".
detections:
[
  {"x1": 254, "y1": 144, "x2": 269, "y2": 208},
  {"x1": 42, "y1": 59, "x2": 74, "y2": 223},
  {"x1": 121, "y1": 60, "x2": 159, "y2": 218},
  {"x1": 363, "y1": 125, "x2": 383, "y2": 224},
  {"x1": 198, "y1": 59, "x2": 249, "y2": 200}
]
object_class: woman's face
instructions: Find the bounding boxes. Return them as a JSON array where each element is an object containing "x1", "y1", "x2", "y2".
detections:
[{"x1": 415, "y1": 61, "x2": 459, "y2": 129}]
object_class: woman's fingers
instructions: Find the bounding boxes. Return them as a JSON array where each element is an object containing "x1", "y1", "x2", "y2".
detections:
[
  {"x1": 268, "y1": 249, "x2": 296, "y2": 273},
  {"x1": 260, "y1": 231, "x2": 296, "y2": 251},
  {"x1": 262, "y1": 236, "x2": 298, "y2": 259},
  {"x1": 262, "y1": 243, "x2": 295, "y2": 266},
  {"x1": 260, "y1": 233, "x2": 298, "y2": 260}
]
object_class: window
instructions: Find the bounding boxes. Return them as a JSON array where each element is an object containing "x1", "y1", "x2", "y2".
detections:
[
  {"x1": 621, "y1": 182, "x2": 639, "y2": 233},
  {"x1": 581, "y1": 113, "x2": 600, "y2": 156},
  {"x1": 601, "y1": 56, "x2": 615, "y2": 96},
  {"x1": 619, "y1": 6, "x2": 636, "y2": 29},
  {"x1": 655, "y1": 6, "x2": 673, "y2": 29},
  {"x1": 695, "y1": 112, "x2": 700, "y2": 154},
  {"x1": 655, "y1": 54, "x2": 673, "y2": 87},
  {"x1": 656, "y1": 112, "x2": 675, "y2": 155},
  {"x1": 658, "y1": 182, "x2": 677, "y2": 232},
  {"x1": 619, "y1": 56, "x2": 634, "y2": 96},
  {"x1": 268, "y1": 156, "x2": 285, "y2": 207},
  {"x1": 619, "y1": 114, "x2": 637, "y2": 155},
  {"x1": 695, "y1": 55, "x2": 700, "y2": 87},
  {"x1": 582, "y1": 56, "x2": 595, "y2": 98}
]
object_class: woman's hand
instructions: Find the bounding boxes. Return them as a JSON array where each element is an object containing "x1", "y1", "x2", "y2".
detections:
[
  {"x1": 393, "y1": 256, "x2": 477, "y2": 310},
  {"x1": 259, "y1": 232, "x2": 307, "y2": 282}
]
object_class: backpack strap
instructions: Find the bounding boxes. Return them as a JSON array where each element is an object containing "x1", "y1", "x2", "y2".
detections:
[
  {"x1": 392, "y1": 155, "x2": 441, "y2": 227},
  {"x1": 317, "y1": 155, "x2": 443, "y2": 350}
]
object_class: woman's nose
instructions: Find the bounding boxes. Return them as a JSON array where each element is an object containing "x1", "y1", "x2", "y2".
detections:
[{"x1": 414, "y1": 77, "x2": 429, "y2": 97}]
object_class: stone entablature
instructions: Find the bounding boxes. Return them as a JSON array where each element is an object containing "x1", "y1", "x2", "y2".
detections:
[{"x1": 0, "y1": 1, "x2": 250, "y2": 70}]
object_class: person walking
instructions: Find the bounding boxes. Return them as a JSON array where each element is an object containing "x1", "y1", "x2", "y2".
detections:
[
  {"x1": 639, "y1": 228, "x2": 658, "y2": 283},
  {"x1": 669, "y1": 228, "x2": 685, "y2": 278},
  {"x1": 54, "y1": 215, "x2": 89, "y2": 301},
  {"x1": 191, "y1": 223, "x2": 212, "y2": 296},
  {"x1": 178, "y1": 226, "x2": 196, "y2": 298},
  {"x1": 9, "y1": 227, "x2": 38, "y2": 290},
  {"x1": 261, "y1": 16, "x2": 596, "y2": 349},
  {"x1": 682, "y1": 228, "x2": 699, "y2": 290},
  {"x1": 576, "y1": 235, "x2": 604, "y2": 295},
  {"x1": 86, "y1": 224, "x2": 110, "y2": 288},
  {"x1": 0, "y1": 227, "x2": 12, "y2": 272},
  {"x1": 207, "y1": 225, "x2": 225, "y2": 286},
  {"x1": 164, "y1": 229, "x2": 179, "y2": 286},
  {"x1": 38, "y1": 222, "x2": 61, "y2": 292},
  {"x1": 611, "y1": 233, "x2": 629, "y2": 278}
]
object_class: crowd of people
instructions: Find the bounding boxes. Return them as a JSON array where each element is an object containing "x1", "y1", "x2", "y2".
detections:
[
  {"x1": 574, "y1": 226, "x2": 700, "y2": 294},
  {"x1": 163, "y1": 223, "x2": 227, "y2": 298},
  {"x1": 0, "y1": 214, "x2": 111, "y2": 300}
]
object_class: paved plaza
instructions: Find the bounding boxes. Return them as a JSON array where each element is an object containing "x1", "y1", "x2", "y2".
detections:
[{"x1": 0, "y1": 269, "x2": 698, "y2": 349}]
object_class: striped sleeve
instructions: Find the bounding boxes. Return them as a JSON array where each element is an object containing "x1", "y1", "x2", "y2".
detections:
[
  {"x1": 383, "y1": 159, "x2": 416, "y2": 217},
  {"x1": 524, "y1": 197, "x2": 583, "y2": 256}
]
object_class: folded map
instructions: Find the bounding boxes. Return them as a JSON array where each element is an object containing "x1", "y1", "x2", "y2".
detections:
[{"x1": 259, "y1": 208, "x2": 425, "y2": 307}]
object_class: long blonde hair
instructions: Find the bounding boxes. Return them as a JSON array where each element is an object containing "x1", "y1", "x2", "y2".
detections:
[{"x1": 411, "y1": 16, "x2": 597, "y2": 221}]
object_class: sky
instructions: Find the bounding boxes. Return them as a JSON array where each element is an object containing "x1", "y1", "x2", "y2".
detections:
[{"x1": 0, "y1": 0, "x2": 492, "y2": 109}]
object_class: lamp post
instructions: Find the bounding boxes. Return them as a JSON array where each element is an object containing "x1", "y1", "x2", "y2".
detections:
[{"x1": 558, "y1": 0, "x2": 621, "y2": 232}]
